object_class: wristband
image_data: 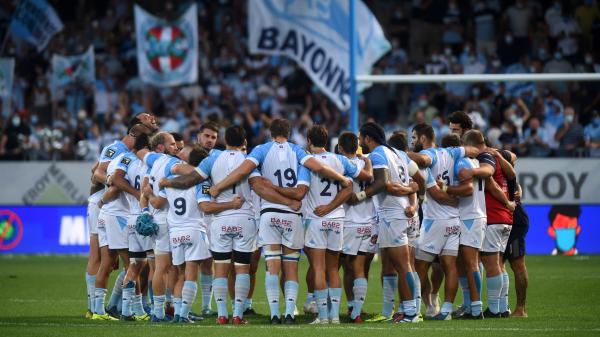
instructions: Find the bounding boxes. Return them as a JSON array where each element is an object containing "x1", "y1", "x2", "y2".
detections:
[
  {"x1": 355, "y1": 191, "x2": 367, "y2": 202},
  {"x1": 442, "y1": 184, "x2": 448, "y2": 192},
  {"x1": 142, "y1": 207, "x2": 150, "y2": 214}
]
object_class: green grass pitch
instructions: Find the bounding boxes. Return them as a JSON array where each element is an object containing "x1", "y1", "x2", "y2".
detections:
[{"x1": 0, "y1": 255, "x2": 599, "y2": 336}]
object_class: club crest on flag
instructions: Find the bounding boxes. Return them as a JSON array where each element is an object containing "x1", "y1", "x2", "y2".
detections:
[
  {"x1": 135, "y1": 4, "x2": 198, "y2": 87},
  {"x1": 51, "y1": 47, "x2": 95, "y2": 88}
]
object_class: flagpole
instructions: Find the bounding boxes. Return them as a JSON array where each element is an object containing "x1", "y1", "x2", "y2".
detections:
[{"x1": 349, "y1": 0, "x2": 358, "y2": 133}]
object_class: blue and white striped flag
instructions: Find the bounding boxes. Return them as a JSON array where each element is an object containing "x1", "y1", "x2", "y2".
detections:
[
  {"x1": 9, "y1": 0, "x2": 64, "y2": 52},
  {"x1": 248, "y1": 0, "x2": 391, "y2": 110}
]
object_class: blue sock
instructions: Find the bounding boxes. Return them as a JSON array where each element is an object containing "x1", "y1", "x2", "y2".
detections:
[
  {"x1": 173, "y1": 297, "x2": 182, "y2": 317},
  {"x1": 181, "y1": 280, "x2": 197, "y2": 319},
  {"x1": 213, "y1": 277, "x2": 228, "y2": 318},
  {"x1": 108, "y1": 270, "x2": 125, "y2": 309},
  {"x1": 94, "y1": 288, "x2": 107, "y2": 314},
  {"x1": 351, "y1": 278, "x2": 368, "y2": 319},
  {"x1": 148, "y1": 281, "x2": 153, "y2": 304},
  {"x1": 328, "y1": 288, "x2": 342, "y2": 320},
  {"x1": 284, "y1": 281, "x2": 299, "y2": 317},
  {"x1": 459, "y1": 277, "x2": 471, "y2": 312},
  {"x1": 153, "y1": 295, "x2": 166, "y2": 319},
  {"x1": 85, "y1": 273, "x2": 96, "y2": 311},
  {"x1": 499, "y1": 271, "x2": 509, "y2": 312},
  {"x1": 121, "y1": 281, "x2": 136, "y2": 317},
  {"x1": 265, "y1": 273, "x2": 280, "y2": 318},
  {"x1": 403, "y1": 299, "x2": 417, "y2": 316},
  {"x1": 382, "y1": 275, "x2": 397, "y2": 317},
  {"x1": 471, "y1": 301, "x2": 483, "y2": 316},
  {"x1": 165, "y1": 288, "x2": 173, "y2": 303},
  {"x1": 314, "y1": 289, "x2": 328, "y2": 320},
  {"x1": 244, "y1": 298, "x2": 253, "y2": 310},
  {"x1": 406, "y1": 272, "x2": 416, "y2": 301},
  {"x1": 132, "y1": 294, "x2": 145, "y2": 316},
  {"x1": 200, "y1": 273, "x2": 212, "y2": 310},
  {"x1": 441, "y1": 301, "x2": 453, "y2": 314},
  {"x1": 487, "y1": 275, "x2": 503, "y2": 314},
  {"x1": 473, "y1": 271, "x2": 482, "y2": 302},
  {"x1": 412, "y1": 272, "x2": 421, "y2": 314},
  {"x1": 234, "y1": 274, "x2": 251, "y2": 318},
  {"x1": 305, "y1": 292, "x2": 314, "y2": 305}
]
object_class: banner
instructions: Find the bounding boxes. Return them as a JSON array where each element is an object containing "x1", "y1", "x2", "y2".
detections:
[
  {"x1": 51, "y1": 46, "x2": 95, "y2": 87},
  {"x1": 516, "y1": 159, "x2": 600, "y2": 204},
  {"x1": 0, "y1": 58, "x2": 14, "y2": 97},
  {"x1": 248, "y1": 0, "x2": 391, "y2": 110},
  {"x1": 1, "y1": 205, "x2": 598, "y2": 254},
  {"x1": 9, "y1": 0, "x2": 64, "y2": 52},
  {"x1": 134, "y1": 4, "x2": 198, "y2": 86}
]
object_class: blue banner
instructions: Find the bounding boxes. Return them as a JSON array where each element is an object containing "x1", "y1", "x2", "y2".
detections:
[
  {"x1": 9, "y1": 0, "x2": 64, "y2": 52},
  {"x1": 0, "y1": 205, "x2": 598, "y2": 254}
]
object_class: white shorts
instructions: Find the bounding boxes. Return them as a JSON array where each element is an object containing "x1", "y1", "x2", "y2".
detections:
[
  {"x1": 343, "y1": 222, "x2": 377, "y2": 255},
  {"x1": 304, "y1": 218, "x2": 343, "y2": 251},
  {"x1": 481, "y1": 224, "x2": 512, "y2": 253},
  {"x1": 209, "y1": 216, "x2": 258, "y2": 253},
  {"x1": 87, "y1": 202, "x2": 100, "y2": 235},
  {"x1": 407, "y1": 215, "x2": 420, "y2": 248},
  {"x1": 154, "y1": 222, "x2": 170, "y2": 255},
  {"x1": 258, "y1": 211, "x2": 304, "y2": 250},
  {"x1": 459, "y1": 218, "x2": 487, "y2": 249},
  {"x1": 97, "y1": 212, "x2": 108, "y2": 248},
  {"x1": 103, "y1": 213, "x2": 129, "y2": 250},
  {"x1": 416, "y1": 218, "x2": 460, "y2": 260},
  {"x1": 127, "y1": 215, "x2": 154, "y2": 253},
  {"x1": 170, "y1": 228, "x2": 211, "y2": 266},
  {"x1": 377, "y1": 218, "x2": 409, "y2": 248}
]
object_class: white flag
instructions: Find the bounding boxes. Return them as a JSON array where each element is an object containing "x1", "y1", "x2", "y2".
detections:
[
  {"x1": 51, "y1": 47, "x2": 95, "y2": 87},
  {"x1": 0, "y1": 58, "x2": 15, "y2": 97},
  {"x1": 9, "y1": 0, "x2": 64, "y2": 52},
  {"x1": 248, "y1": 0, "x2": 391, "y2": 110},
  {"x1": 135, "y1": 4, "x2": 198, "y2": 87}
]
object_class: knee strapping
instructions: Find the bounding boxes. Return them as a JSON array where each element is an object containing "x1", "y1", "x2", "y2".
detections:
[
  {"x1": 264, "y1": 249, "x2": 282, "y2": 261},
  {"x1": 282, "y1": 251, "x2": 300, "y2": 262}
]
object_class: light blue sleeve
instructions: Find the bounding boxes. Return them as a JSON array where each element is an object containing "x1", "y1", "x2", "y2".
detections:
[
  {"x1": 116, "y1": 153, "x2": 135, "y2": 171},
  {"x1": 196, "y1": 182, "x2": 212, "y2": 203},
  {"x1": 419, "y1": 148, "x2": 438, "y2": 167},
  {"x1": 247, "y1": 142, "x2": 273, "y2": 166},
  {"x1": 454, "y1": 158, "x2": 473, "y2": 181},
  {"x1": 447, "y1": 147, "x2": 466, "y2": 161},
  {"x1": 369, "y1": 147, "x2": 388, "y2": 169},
  {"x1": 144, "y1": 152, "x2": 162, "y2": 169},
  {"x1": 291, "y1": 143, "x2": 310, "y2": 165},
  {"x1": 197, "y1": 152, "x2": 219, "y2": 179},
  {"x1": 297, "y1": 164, "x2": 311, "y2": 186},
  {"x1": 337, "y1": 154, "x2": 359, "y2": 178},
  {"x1": 99, "y1": 142, "x2": 127, "y2": 162},
  {"x1": 425, "y1": 168, "x2": 436, "y2": 189},
  {"x1": 164, "y1": 157, "x2": 182, "y2": 177}
]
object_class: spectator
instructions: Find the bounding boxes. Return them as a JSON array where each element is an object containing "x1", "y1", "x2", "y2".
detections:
[
  {"x1": 0, "y1": 113, "x2": 31, "y2": 160},
  {"x1": 473, "y1": 1, "x2": 497, "y2": 56},
  {"x1": 555, "y1": 107, "x2": 585, "y2": 156},
  {"x1": 521, "y1": 117, "x2": 551, "y2": 157},
  {"x1": 584, "y1": 110, "x2": 600, "y2": 157}
]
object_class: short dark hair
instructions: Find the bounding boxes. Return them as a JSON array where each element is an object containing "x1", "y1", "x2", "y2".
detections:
[
  {"x1": 225, "y1": 125, "x2": 246, "y2": 147},
  {"x1": 448, "y1": 111, "x2": 473, "y2": 131},
  {"x1": 270, "y1": 118, "x2": 291, "y2": 138},
  {"x1": 337, "y1": 131, "x2": 358, "y2": 154},
  {"x1": 171, "y1": 132, "x2": 184, "y2": 142},
  {"x1": 462, "y1": 129, "x2": 485, "y2": 146},
  {"x1": 307, "y1": 125, "x2": 328, "y2": 148},
  {"x1": 388, "y1": 131, "x2": 408, "y2": 151},
  {"x1": 134, "y1": 133, "x2": 150, "y2": 151},
  {"x1": 359, "y1": 122, "x2": 386, "y2": 145},
  {"x1": 199, "y1": 121, "x2": 219, "y2": 134},
  {"x1": 441, "y1": 133, "x2": 461, "y2": 148},
  {"x1": 128, "y1": 116, "x2": 142, "y2": 131},
  {"x1": 188, "y1": 145, "x2": 209, "y2": 167},
  {"x1": 413, "y1": 123, "x2": 435, "y2": 141}
]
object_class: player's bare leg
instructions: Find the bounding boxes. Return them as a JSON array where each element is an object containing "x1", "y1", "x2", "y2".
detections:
[
  {"x1": 456, "y1": 245, "x2": 484, "y2": 318},
  {"x1": 366, "y1": 249, "x2": 396, "y2": 321},
  {"x1": 414, "y1": 259, "x2": 431, "y2": 316},
  {"x1": 200, "y1": 258, "x2": 214, "y2": 315},
  {"x1": 85, "y1": 234, "x2": 101, "y2": 317},
  {"x1": 243, "y1": 249, "x2": 261, "y2": 315},
  {"x1": 386, "y1": 246, "x2": 419, "y2": 321},
  {"x1": 306, "y1": 247, "x2": 330, "y2": 323},
  {"x1": 430, "y1": 261, "x2": 443, "y2": 314},
  {"x1": 341, "y1": 255, "x2": 354, "y2": 315},
  {"x1": 436, "y1": 255, "x2": 458, "y2": 319},
  {"x1": 304, "y1": 249, "x2": 317, "y2": 315},
  {"x1": 151, "y1": 252, "x2": 172, "y2": 320},
  {"x1": 509, "y1": 256, "x2": 528, "y2": 317}
]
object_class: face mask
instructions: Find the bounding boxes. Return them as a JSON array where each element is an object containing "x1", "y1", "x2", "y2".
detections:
[
  {"x1": 501, "y1": 126, "x2": 510, "y2": 133},
  {"x1": 555, "y1": 52, "x2": 562, "y2": 60},
  {"x1": 463, "y1": 46, "x2": 471, "y2": 54},
  {"x1": 585, "y1": 56, "x2": 593, "y2": 65},
  {"x1": 505, "y1": 35, "x2": 513, "y2": 44},
  {"x1": 565, "y1": 115, "x2": 574, "y2": 123},
  {"x1": 12, "y1": 116, "x2": 21, "y2": 126},
  {"x1": 472, "y1": 88, "x2": 480, "y2": 97},
  {"x1": 418, "y1": 99, "x2": 428, "y2": 108},
  {"x1": 492, "y1": 59, "x2": 501, "y2": 68},
  {"x1": 234, "y1": 117, "x2": 243, "y2": 126},
  {"x1": 431, "y1": 54, "x2": 439, "y2": 62},
  {"x1": 530, "y1": 66, "x2": 536, "y2": 73},
  {"x1": 289, "y1": 112, "x2": 298, "y2": 121},
  {"x1": 510, "y1": 114, "x2": 519, "y2": 122},
  {"x1": 444, "y1": 48, "x2": 452, "y2": 56},
  {"x1": 31, "y1": 115, "x2": 38, "y2": 124},
  {"x1": 539, "y1": 48, "x2": 548, "y2": 61}
]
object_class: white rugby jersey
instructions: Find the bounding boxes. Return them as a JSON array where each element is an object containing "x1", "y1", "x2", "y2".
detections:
[
  {"x1": 369, "y1": 145, "x2": 414, "y2": 220},
  {"x1": 454, "y1": 157, "x2": 487, "y2": 220},
  {"x1": 101, "y1": 152, "x2": 132, "y2": 216},
  {"x1": 421, "y1": 147, "x2": 465, "y2": 220},
  {"x1": 303, "y1": 152, "x2": 358, "y2": 220},
  {"x1": 116, "y1": 152, "x2": 144, "y2": 215},
  {"x1": 343, "y1": 157, "x2": 376, "y2": 224},
  {"x1": 196, "y1": 179, "x2": 212, "y2": 229},
  {"x1": 164, "y1": 183, "x2": 205, "y2": 231},
  {"x1": 145, "y1": 152, "x2": 182, "y2": 224},
  {"x1": 196, "y1": 149, "x2": 253, "y2": 218},
  {"x1": 246, "y1": 141, "x2": 311, "y2": 213},
  {"x1": 89, "y1": 140, "x2": 129, "y2": 203}
]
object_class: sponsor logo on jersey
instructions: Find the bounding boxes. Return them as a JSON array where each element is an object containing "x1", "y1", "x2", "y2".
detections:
[{"x1": 105, "y1": 148, "x2": 116, "y2": 158}]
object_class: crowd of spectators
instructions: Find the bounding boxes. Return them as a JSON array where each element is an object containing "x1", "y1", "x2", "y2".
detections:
[{"x1": 1, "y1": 0, "x2": 600, "y2": 161}]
